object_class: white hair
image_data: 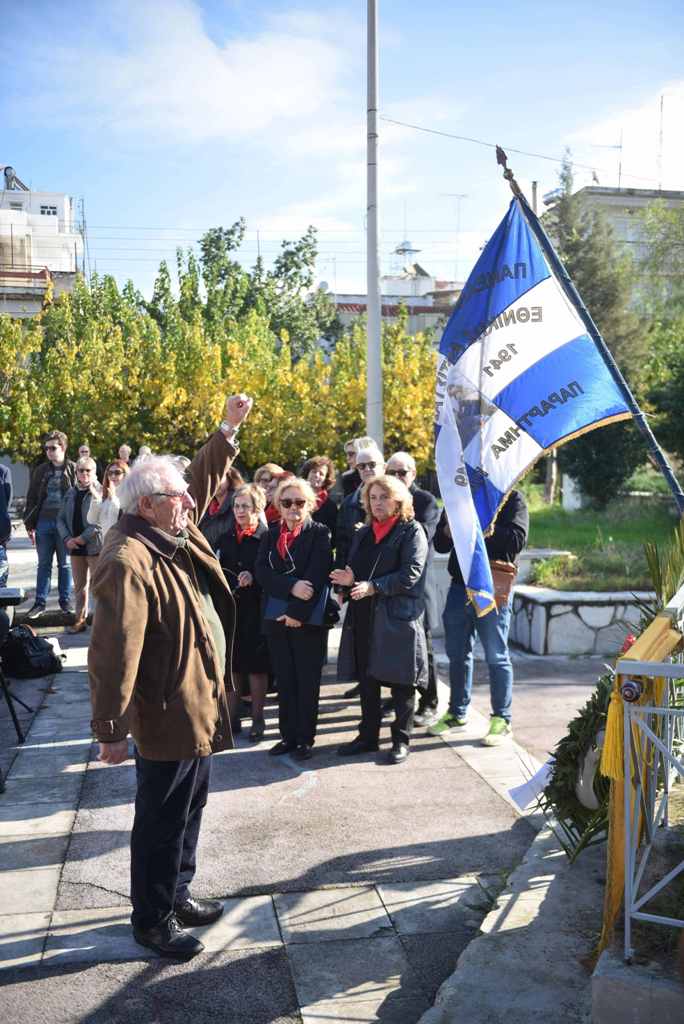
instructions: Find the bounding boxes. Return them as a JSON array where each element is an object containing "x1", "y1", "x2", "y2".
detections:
[
  {"x1": 355, "y1": 446, "x2": 384, "y2": 467},
  {"x1": 117, "y1": 455, "x2": 187, "y2": 513},
  {"x1": 353, "y1": 436, "x2": 378, "y2": 453},
  {"x1": 387, "y1": 451, "x2": 416, "y2": 472}
]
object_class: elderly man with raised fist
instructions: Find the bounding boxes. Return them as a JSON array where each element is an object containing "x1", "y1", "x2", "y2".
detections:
[{"x1": 88, "y1": 394, "x2": 253, "y2": 960}]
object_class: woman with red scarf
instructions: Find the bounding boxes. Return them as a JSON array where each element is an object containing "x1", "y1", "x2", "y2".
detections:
[
  {"x1": 301, "y1": 455, "x2": 337, "y2": 548},
  {"x1": 217, "y1": 484, "x2": 270, "y2": 740},
  {"x1": 255, "y1": 478, "x2": 332, "y2": 760},
  {"x1": 254, "y1": 464, "x2": 290, "y2": 525},
  {"x1": 331, "y1": 475, "x2": 428, "y2": 764}
]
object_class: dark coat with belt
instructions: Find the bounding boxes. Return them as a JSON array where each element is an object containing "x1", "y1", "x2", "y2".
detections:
[
  {"x1": 88, "y1": 431, "x2": 238, "y2": 760},
  {"x1": 337, "y1": 518, "x2": 429, "y2": 689},
  {"x1": 23, "y1": 459, "x2": 76, "y2": 530},
  {"x1": 255, "y1": 518, "x2": 332, "y2": 625},
  {"x1": 217, "y1": 521, "x2": 269, "y2": 673},
  {"x1": 410, "y1": 484, "x2": 440, "y2": 631}
]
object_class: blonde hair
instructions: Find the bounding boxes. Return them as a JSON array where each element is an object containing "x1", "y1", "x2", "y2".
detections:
[
  {"x1": 254, "y1": 463, "x2": 284, "y2": 486},
  {"x1": 273, "y1": 477, "x2": 317, "y2": 516},
  {"x1": 361, "y1": 474, "x2": 415, "y2": 523},
  {"x1": 233, "y1": 483, "x2": 266, "y2": 515},
  {"x1": 76, "y1": 457, "x2": 97, "y2": 473}
]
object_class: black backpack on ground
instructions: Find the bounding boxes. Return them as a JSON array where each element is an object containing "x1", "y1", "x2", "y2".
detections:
[{"x1": 0, "y1": 624, "x2": 64, "y2": 678}]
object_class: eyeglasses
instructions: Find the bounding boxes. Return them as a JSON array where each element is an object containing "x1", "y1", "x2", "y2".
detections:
[
  {"x1": 152, "y1": 490, "x2": 189, "y2": 501},
  {"x1": 77, "y1": 468, "x2": 93, "y2": 475},
  {"x1": 108, "y1": 469, "x2": 124, "y2": 477},
  {"x1": 357, "y1": 461, "x2": 377, "y2": 470},
  {"x1": 45, "y1": 444, "x2": 61, "y2": 452},
  {"x1": 387, "y1": 468, "x2": 410, "y2": 478},
  {"x1": 233, "y1": 502, "x2": 254, "y2": 512},
  {"x1": 280, "y1": 498, "x2": 306, "y2": 509}
]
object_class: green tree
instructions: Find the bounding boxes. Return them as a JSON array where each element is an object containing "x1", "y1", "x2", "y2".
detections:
[
  {"x1": 639, "y1": 201, "x2": 684, "y2": 313},
  {"x1": 546, "y1": 155, "x2": 646, "y2": 503}
]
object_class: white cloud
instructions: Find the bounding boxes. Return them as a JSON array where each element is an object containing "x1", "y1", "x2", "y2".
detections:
[
  {"x1": 567, "y1": 81, "x2": 684, "y2": 191},
  {"x1": 15, "y1": 0, "x2": 347, "y2": 145}
]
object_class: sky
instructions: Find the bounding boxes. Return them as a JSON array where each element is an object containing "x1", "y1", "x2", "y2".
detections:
[{"x1": 2, "y1": 0, "x2": 683, "y2": 297}]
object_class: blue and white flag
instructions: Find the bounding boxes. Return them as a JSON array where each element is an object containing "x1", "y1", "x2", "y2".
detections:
[{"x1": 435, "y1": 197, "x2": 632, "y2": 615}]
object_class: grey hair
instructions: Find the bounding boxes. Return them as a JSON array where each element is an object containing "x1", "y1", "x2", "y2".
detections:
[
  {"x1": 387, "y1": 451, "x2": 416, "y2": 472},
  {"x1": 117, "y1": 455, "x2": 187, "y2": 513},
  {"x1": 353, "y1": 436, "x2": 377, "y2": 453},
  {"x1": 355, "y1": 445, "x2": 385, "y2": 467}
]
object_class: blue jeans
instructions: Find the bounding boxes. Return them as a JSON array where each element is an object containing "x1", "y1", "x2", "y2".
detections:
[
  {"x1": 35, "y1": 518, "x2": 72, "y2": 605},
  {"x1": 0, "y1": 544, "x2": 8, "y2": 587},
  {"x1": 442, "y1": 582, "x2": 513, "y2": 722}
]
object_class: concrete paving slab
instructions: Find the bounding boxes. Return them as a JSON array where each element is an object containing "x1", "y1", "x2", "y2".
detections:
[
  {"x1": 0, "y1": 772, "x2": 83, "y2": 806},
  {"x1": 0, "y1": 865, "x2": 62, "y2": 913},
  {"x1": 377, "y1": 875, "x2": 502, "y2": 935},
  {"x1": 274, "y1": 887, "x2": 392, "y2": 944},
  {"x1": 0, "y1": 802, "x2": 76, "y2": 835},
  {"x1": 0, "y1": 947, "x2": 302, "y2": 1023},
  {"x1": 300, "y1": 996, "x2": 429, "y2": 1022},
  {"x1": 31, "y1": 700, "x2": 90, "y2": 721},
  {"x1": 8, "y1": 740, "x2": 91, "y2": 778},
  {"x1": 23, "y1": 718, "x2": 93, "y2": 742},
  {"x1": 398, "y1": 931, "x2": 478, "y2": 1004},
  {"x1": 287, "y1": 934, "x2": 429, "y2": 1016},
  {"x1": 0, "y1": 832, "x2": 71, "y2": 870},
  {"x1": 0, "y1": 912, "x2": 50, "y2": 971}
]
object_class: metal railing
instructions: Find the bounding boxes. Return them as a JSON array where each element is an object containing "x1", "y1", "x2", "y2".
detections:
[{"x1": 617, "y1": 583, "x2": 684, "y2": 962}]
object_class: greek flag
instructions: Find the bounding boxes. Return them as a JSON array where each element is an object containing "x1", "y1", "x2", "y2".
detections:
[{"x1": 435, "y1": 196, "x2": 632, "y2": 615}]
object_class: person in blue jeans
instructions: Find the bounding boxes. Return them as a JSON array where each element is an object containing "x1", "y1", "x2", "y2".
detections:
[
  {"x1": 429, "y1": 490, "x2": 528, "y2": 746},
  {"x1": 23, "y1": 430, "x2": 76, "y2": 618}
]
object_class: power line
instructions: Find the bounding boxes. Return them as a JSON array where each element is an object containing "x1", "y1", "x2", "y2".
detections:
[{"x1": 379, "y1": 116, "x2": 661, "y2": 185}]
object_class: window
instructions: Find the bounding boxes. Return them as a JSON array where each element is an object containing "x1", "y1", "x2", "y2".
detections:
[
  {"x1": 40, "y1": 205, "x2": 57, "y2": 216},
  {"x1": 9, "y1": 201, "x2": 23, "y2": 210}
]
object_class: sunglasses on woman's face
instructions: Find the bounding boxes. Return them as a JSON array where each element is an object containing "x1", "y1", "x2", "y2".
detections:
[
  {"x1": 108, "y1": 469, "x2": 124, "y2": 477},
  {"x1": 280, "y1": 498, "x2": 306, "y2": 509}
]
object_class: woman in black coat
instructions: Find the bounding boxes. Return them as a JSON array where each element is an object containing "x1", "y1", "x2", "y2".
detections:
[
  {"x1": 217, "y1": 483, "x2": 270, "y2": 741},
  {"x1": 301, "y1": 455, "x2": 338, "y2": 548},
  {"x1": 331, "y1": 474, "x2": 428, "y2": 764},
  {"x1": 255, "y1": 477, "x2": 332, "y2": 761}
]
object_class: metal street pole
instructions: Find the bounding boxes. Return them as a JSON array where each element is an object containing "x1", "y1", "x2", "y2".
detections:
[{"x1": 366, "y1": 0, "x2": 383, "y2": 445}]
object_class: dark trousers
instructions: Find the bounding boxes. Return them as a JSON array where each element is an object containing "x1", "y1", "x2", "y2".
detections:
[
  {"x1": 267, "y1": 624, "x2": 325, "y2": 746},
  {"x1": 417, "y1": 625, "x2": 438, "y2": 712},
  {"x1": 130, "y1": 751, "x2": 211, "y2": 930},
  {"x1": 360, "y1": 677, "x2": 416, "y2": 746}
]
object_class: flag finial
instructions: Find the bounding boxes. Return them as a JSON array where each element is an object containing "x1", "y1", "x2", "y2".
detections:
[{"x1": 495, "y1": 146, "x2": 523, "y2": 199}]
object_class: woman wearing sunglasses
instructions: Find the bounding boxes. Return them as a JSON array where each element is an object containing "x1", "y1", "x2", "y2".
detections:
[
  {"x1": 87, "y1": 459, "x2": 130, "y2": 541},
  {"x1": 331, "y1": 474, "x2": 428, "y2": 764},
  {"x1": 255, "y1": 477, "x2": 332, "y2": 760},
  {"x1": 216, "y1": 483, "x2": 270, "y2": 741},
  {"x1": 58, "y1": 457, "x2": 103, "y2": 633}
]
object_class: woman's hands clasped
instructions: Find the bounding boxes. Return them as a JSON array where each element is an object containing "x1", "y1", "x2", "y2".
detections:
[{"x1": 291, "y1": 580, "x2": 314, "y2": 600}]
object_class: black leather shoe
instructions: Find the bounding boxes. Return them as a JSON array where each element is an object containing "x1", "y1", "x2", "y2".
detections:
[
  {"x1": 389, "y1": 743, "x2": 410, "y2": 764},
  {"x1": 294, "y1": 744, "x2": 313, "y2": 760},
  {"x1": 133, "y1": 915, "x2": 204, "y2": 959},
  {"x1": 174, "y1": 895, "x2": 224, "y2": 927},
  {"x1": 337, "y1": 736, "x2": 379, "y2": 756},
  {"x1": 249, "y1": 718, "x2": 265, "y2": 741},
  {"x1": 269, "y1": 740, "x2": 295, "y2": 756},
  {"x1": 343, "y1": 684, "x2": 361, "y2": 699}
]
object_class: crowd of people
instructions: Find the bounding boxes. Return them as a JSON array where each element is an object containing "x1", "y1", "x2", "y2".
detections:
[{"x1": 9, "y1": 396, "x2": 528, "y2": 959}]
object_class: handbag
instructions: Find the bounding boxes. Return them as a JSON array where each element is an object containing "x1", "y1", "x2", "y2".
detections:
[
  {"x1": 265, "y1": 584, "x2": 334, "y2": 628},
  {"x1": 489, "y1": 559, "x2": 517, "y2": 610}
]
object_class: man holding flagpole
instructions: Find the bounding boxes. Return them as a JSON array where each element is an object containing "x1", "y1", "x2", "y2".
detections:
[{"x1": 430, "y1": 491, "x2": 528, "y2": 744}]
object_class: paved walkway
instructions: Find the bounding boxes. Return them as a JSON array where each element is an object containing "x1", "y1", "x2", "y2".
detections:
[{"x1": 0, "y1": 532, "x2": 604, "y2": 1022}]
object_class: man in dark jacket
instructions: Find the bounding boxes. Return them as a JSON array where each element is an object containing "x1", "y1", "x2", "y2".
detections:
[
  {"x1": 0, "y1": 463, "x2": 11, "y2": 586},
  {"x1": 386, "y1": 452, "x2": 440, "y2": 726},
  {"x1": 429, "y1": 490, "x2": 528, "y2": 746},
  {"x1": 89, "y1": 393, "x2": 252, "y2": 960},
  {"x1": 23, "y1": 430, "x2": 76, "y2": 618}
]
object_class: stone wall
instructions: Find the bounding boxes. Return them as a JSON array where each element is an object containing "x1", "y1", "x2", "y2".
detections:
[{"x1": 510, "y1": 585, "x2": 654, "y2": 656}]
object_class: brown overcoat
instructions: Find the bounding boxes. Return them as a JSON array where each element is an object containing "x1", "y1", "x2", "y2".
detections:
[{"x1": 88, "y1": 431, "x2": 238, "y2": 760}]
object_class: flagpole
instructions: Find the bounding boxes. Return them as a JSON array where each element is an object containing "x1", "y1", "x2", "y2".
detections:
[
  {"x1": 366, "y1": 0, "x2": 383, "y2": 446},
  {"x1": 494, "y1": 148, "x2": 684, "y2": 516}
]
